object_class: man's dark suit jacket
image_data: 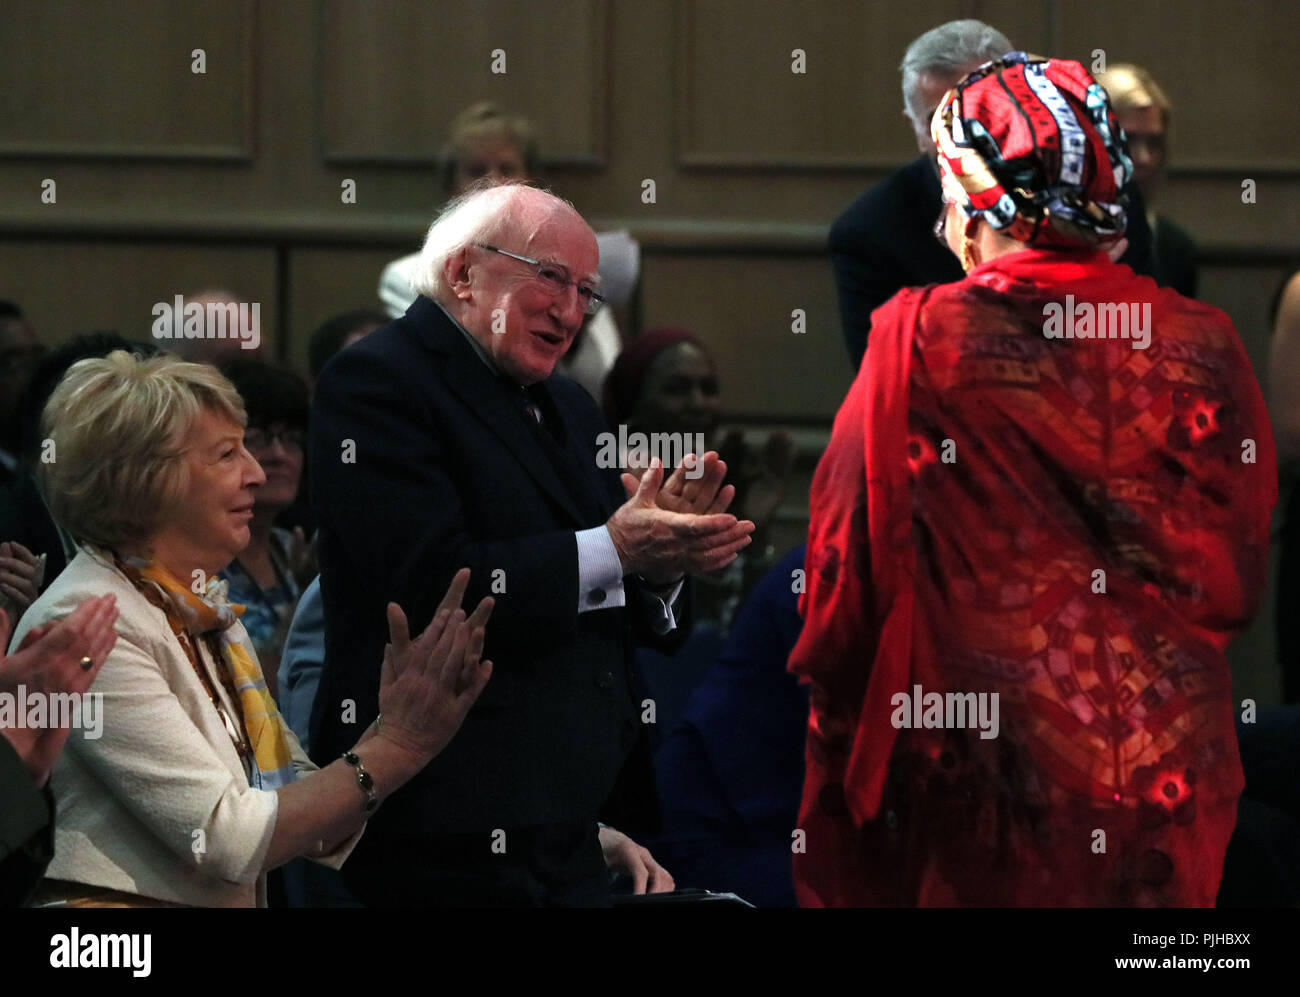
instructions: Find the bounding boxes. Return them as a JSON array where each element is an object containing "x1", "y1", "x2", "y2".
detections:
[
  {"x1": 308, "y1": 297, "x2": 670, "y2": 868},
  {"x1": 830, "y1": 154, "x2": 1158, "y2": 368},
  {"x1": 1152, "y1": 214, "x2": 1198, "y2": 300}
]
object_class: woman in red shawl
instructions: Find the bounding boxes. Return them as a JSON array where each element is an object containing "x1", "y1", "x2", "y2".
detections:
[{"x1": 790, "y1": 54, "x2": 1276, "y2": 907}]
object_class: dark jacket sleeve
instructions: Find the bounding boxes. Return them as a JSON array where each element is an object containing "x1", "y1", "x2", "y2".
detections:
[
  {"x1": 829, "y1": 206, "x2": 904, "y2": 371},
  {"x1": 0, "y1": 736, "x2": 54, "y2": 907},
  {"x1": 1117, "y1": 180, "x2": 1155, "y2": 279},
  {"x1": 1154, "y1": 216, "x2": 1199, "y2": 299}
]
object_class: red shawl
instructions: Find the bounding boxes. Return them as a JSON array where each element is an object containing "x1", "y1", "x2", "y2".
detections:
[{"x1": 790, "y1": 248, "x2": 1276, "y2": 906}]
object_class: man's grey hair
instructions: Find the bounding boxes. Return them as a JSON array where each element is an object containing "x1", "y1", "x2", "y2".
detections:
[
  {"x1": 408, "y1": 183, "x2": 580, "y2": 303},
  {"x1": 900, "y1": 19, "x2": 1013, "y2": 123}
]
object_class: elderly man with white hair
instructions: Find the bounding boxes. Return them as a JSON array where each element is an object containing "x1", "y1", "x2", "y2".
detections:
[{"x1": 309, "y1": 182, "x2": 755, "y2": 906}]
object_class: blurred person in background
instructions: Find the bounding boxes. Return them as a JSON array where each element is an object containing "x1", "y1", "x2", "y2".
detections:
[
  {"x1": 165, "y1": 288, "x2": 264, "y2": 365},
  {"x1": 1267, "y1": 267, "x2": 1300, "y2": 702},
  {"x1": 0, "y1": 301, "x2": 45, "y2": 488},
  {"x1": 829, "y1": 21, "x2": 1159, "y2": 368},
  {"x1": 307, "y1": 309, "x2": 387, "y2": 391},
  {"x1": 603, "y1": 327, "x2": 794, "y2": 633},
  {"x1": 1095, "y1": 63, "x2": 1197, "y2": 297},
  {"x1": 648, "y1": 544, "x2": 809, "y2": 907},
  {"x1": 218, "y1": 358, "x2": 313, "y2": 699}
]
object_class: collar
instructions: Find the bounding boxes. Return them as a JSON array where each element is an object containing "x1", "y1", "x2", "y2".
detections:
[{"x1": 432, "y1": 298, "x2": 505, "y2": 380}]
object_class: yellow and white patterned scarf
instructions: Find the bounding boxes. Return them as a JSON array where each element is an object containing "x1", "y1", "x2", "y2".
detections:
[{"x1": 115, "y1": 551, "x2": 296, "y2": 790}]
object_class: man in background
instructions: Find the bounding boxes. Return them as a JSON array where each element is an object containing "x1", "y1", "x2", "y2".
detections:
[{"x1": 829, "y1": 20, "x2": 1157, "y2": 367}]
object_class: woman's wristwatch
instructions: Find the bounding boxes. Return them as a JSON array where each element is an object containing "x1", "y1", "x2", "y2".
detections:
[{"x1": 341, "y1": 750, "x2": 379, "y2": 815}]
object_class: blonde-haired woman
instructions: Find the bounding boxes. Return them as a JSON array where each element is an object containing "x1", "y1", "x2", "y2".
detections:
[
  {"x1": 1093, "y1": 62, "x2": 1197, "y2": 297},
  {"x1": 16, "y1": 350, "x2": 493, "y2": 906}
]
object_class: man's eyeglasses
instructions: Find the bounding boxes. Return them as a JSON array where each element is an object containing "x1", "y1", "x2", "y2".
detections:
[{"x1": 476, "y1": 244, "x2": 606, "y2": 316}]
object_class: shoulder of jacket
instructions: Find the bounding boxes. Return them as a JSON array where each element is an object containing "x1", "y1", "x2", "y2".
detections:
[{"x1": 22, "y1": 548, "x2": 160, "y2": 645}]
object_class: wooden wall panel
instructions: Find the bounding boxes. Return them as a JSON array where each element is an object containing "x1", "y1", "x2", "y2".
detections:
[
  {"x1": 639, "y1": 252, "x2": 851, "y2": 420},
  {"x1": 0, "y1": 241, "x2": 278, "y2": 353},
  {"x1": 675, "y1": 0, "x2": 965, "y2": 169},
  {"x1": 285, "y1": 244, "x2": 411, "y2": 373},
  {"x1": 0, "y1": 0, "x2": 255, "y2": 161},
  {"x1": 1199, "y1": 261, "x2": 1293, "y2": 376},
  {"x1": 1229, "y1": 544, "x2": 1283, "y2": 712},
  {"x1": 320, "y1": 0, "x2": 608, "y2": 166},
  {"x1": 1054, "y1": 0, "x2": 1300, "y2": 173}
]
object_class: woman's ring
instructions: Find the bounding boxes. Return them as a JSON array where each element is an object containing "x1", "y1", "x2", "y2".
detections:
[{"x1": 79, "y1": 656, "x2": 94, "y2": 672}]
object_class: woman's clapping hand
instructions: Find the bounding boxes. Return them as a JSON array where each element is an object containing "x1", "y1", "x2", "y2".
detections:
[{"x1": 375, "y1": 568, "x2": 493, "y2": 764}]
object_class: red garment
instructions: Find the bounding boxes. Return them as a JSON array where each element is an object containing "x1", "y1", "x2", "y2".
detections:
[{"x1": 790, "y1": 248, "x2": 1276, "y2": 906}]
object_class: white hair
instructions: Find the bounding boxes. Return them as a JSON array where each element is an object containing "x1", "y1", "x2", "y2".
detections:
[
  {"x1": 408, "y1": 183, "x2": 579, "y2": 303},
  {"x1": 900, "y1": 19, "x2": 1013, "y2": 123}
]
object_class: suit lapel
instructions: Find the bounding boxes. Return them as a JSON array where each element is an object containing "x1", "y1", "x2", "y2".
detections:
[
  {"x1": 411, "y1": 298, "x2": 586, "y2": 526},
  {"x1": 527, "y1": 380, "x2": 611, "y2": 524}
]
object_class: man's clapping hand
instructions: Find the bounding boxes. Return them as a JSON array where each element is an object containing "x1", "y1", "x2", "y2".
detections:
[
  {"x1": 637, "y1": 450, "x2": 736, "y2": 519},
  {"x1": 608, "y1": 455, "x2": 755, "y2": 585}
]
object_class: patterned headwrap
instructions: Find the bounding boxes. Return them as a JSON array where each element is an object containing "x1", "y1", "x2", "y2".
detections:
[{"x1": 931, "y1": 52, "x2": 1133, "y2": 248}]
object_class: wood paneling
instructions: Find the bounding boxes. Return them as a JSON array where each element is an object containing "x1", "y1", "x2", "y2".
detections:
[
  {"x1": 0, "y1": 0, "x2": 255, "y2": 161},
  {"x1": 285, "y1": 244, "x2": 411, "y2": 372},
  {"x1": 319, "y1": 0, "x2": 608, "y2": 166},
  {"x1": 675, "y1": 0, "x2": 965, "y2": 169},
  {"x1": 0, "y1": 241, "x2": 278, "y2": 353},
  {"x1": 639, "y1": 252, "x2": 851, "y2": 420},
  {"x1": 1054, "y1": 0, "x2": 1300, "y2": 173}
]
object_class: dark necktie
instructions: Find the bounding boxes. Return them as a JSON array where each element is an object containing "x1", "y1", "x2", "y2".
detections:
[
  {"x1": 511, "y1": 382, "x2": 604, "y2": 523},
  {"x1": 522, "y1": 392, "x2": 544, "y2": 426},
  {"x1": 519, "y1": 384, "x2": 561, "y2": 444}
]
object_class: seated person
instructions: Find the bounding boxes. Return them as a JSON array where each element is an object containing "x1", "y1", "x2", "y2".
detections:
[
  {"x1": 18, "y1": 350, "x2": 493, "y2": 907},
  {"x1": 603, "y1": 328, "x2": 794, "y2": 633},
  {"x1": 218, "y1": 359, "x2": 313, "y2": 698},
  {"x1": 1, "y1": 593, "x2": 118, "y2": 906},
  {"x1": 649, "y1": 545, "x2": 809, "y2": 907}
]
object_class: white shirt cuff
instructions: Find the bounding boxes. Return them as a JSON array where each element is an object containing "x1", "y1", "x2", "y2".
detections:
[{"x1": 575, "y1": 527, "x2": 627, "y2": 614}]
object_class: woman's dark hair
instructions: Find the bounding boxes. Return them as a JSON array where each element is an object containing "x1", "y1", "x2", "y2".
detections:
[
  {"x1": 308, "y1": 310, "x2": 387, "y2": 379},
  {"x1": 18, "y1": 331, "x2": 156, "y2": 469},
  {"x1": 218, "y1": 357, "x2": 309, "y2": 432}
]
